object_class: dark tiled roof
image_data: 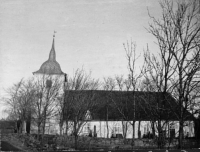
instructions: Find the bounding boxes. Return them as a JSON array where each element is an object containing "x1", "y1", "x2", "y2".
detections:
[
  {"x1": 64, "y1": 90, "x2": 194, "y2": 121},
  {"x1": 0, "y1": 120, "x2": 15, "y2": 129}
]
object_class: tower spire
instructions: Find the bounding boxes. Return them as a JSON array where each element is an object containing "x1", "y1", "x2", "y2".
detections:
[
  {"x1": 49, "y1": 32, "x2": 56, "y2": 61},
  {"x1": 33, "y1": 31, "x2": 64, "y2": 75}
]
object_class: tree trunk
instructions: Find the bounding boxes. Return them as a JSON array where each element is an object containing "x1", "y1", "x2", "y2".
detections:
[
  {"x1": 42, "y1": 118, "x2": 46, "y2": 135},
  {"x1": 59, "y1": 121, "x2": 63, "y2": 135},
  {"x1": 74, "y1": 134, "x2": 78, "y2": 150},
  {"x1": 106, "y1": 107, "x2": 109, "y2": 138},
  {"x1": 138, "y1": 121, "x2": 141, "y2": 139},
  {"x1": 178, "y1": 120, "x2": 184, "y2": 149},
  {"x1": 122, "y1": 121, "x2": 128, "y2": 139},
  {"x1": 26, "y1": 120, "x2": 31, "y2": 134},
  {"x1": 106, "y1": 120, "x2": 109, "y2": 138},
  {"x1": 26, "y1": 112, "x2": 31, "y2": 134},
  {"x1": 151, "y1": 121, "x2": 155, "y2": 139},
  {"x1": 131, "y1": 121, "x2": 135, "y2": 148},
  {"x1": 42, "y1": 87, "x2": 50, "y2": 136},
  {"x1": 74, "y1": 121, "x2": 78, "y2": 150},
  {"x1": 37, "y1": 123, "x2": 41, "y2": 140},
  {"x1": 17, "y1": 120, "x2": 22, "y2": 133},
  {"x1": 157, "y1": 120, "x2": 162, "y2": 149},
  {"x1": 65, "y1": 120, "x2": 69, "y2": 135}
]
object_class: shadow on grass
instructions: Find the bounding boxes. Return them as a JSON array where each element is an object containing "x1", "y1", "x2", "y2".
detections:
[{"x1": 1, "y1": 141, "x2": 21, "y2": 151}]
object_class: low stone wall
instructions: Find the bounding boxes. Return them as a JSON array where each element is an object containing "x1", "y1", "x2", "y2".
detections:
[
  {"x1": 55, "y1": 135, "x2": 157, "y2": 150},
  {"x1": 52, "y1": 135, "x2": 200, "y2": 150}
]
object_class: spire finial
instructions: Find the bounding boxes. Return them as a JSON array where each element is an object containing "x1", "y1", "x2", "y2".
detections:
[{"x1": 53, "y1": 31, "x2": 56, "y2": 38}]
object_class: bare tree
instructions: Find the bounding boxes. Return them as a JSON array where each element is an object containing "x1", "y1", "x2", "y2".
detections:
[
  {"x1": 123, "y1": 40, "x2": 143, "y2": 146},
  {"x1": 141, "y1": 41, "x2": 176, "y2": 148},
  {"x1": 147, "y1": 0, "x2": 200, "y2": 148},
  {"x1": 140, "y1": 77, "x2": 175, "y2": 148},
  {"x1": 32, "y1": 75, "x2": 62, "y2": 139},
  {"x1": 4, "y1": 79, "x2": 24, "y2": 122},
  {"x1": 115, "y1": 75, "x2": 129, "y2": 139},
  {"x1": 63, "y1": 69, "x2": 99, "y2": 149},
  {"x1": 56, "y1": 96, "x2": 65, "y2": 135},
  {"x1": 4, "y1": 78, "x2": 36, "y2": 133},
  {"x1": 102, "y1": 77, "x2": 115, "y2": 138},
  {"x1": 102, "y1": 75, "x2": 138, "y2": 141}
]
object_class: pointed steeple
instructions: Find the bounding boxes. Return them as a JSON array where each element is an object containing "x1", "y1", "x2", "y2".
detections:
[
  {"x1": 49, "y1": 37, "x2": 56, "y2": 61},
  {"x1": 33, "y1": 33, "x2": 64, "y2": 75}
]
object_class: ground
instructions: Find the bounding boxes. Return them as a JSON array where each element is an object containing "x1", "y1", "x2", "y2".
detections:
[
  {"x1": 1, "y1": 133, "x2": 200, "y2": 152},
  {"x1": 1, "y1": 141, "x2": 21, "y2": 151}
]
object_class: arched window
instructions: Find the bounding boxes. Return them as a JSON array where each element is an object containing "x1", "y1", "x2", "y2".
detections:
[{"x1": 85, "y1": 110, "x2": 92, "y2": 120}]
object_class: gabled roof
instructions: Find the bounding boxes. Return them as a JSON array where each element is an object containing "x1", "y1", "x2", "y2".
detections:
[{"x1": 64, "y1": 90, "x2": 194, "y2": 121}]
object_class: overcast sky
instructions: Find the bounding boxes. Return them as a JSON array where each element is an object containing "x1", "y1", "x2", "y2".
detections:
[{"x1": 0, "y1": 0, "x2": 163, "y2": 118}]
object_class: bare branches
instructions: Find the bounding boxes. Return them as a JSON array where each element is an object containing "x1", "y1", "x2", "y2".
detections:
[
  {"x1": 3, "y1": 78, "x2": 36, "y2": 121},
  {"x1": 123, "y1": 40, "x2": 143, "y2": 91},
  {"x1": 62, "y1": 69, "x2": 99, "y2": 149},
  {"x1": 147, "y1": 0, "x2": 200, "y2": 148}
]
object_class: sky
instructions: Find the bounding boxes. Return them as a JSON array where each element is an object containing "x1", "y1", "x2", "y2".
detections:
[{"x1": 0, "y1": 0, "x2": 162, "y2": 118}]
